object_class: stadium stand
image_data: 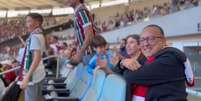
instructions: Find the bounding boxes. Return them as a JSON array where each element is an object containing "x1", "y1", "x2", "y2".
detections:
[{"x1": 1, "y1": 0, "x2": 201, "y2": 101}]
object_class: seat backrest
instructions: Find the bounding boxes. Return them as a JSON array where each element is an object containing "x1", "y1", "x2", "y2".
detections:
[
  {"x1": 81, "y1": 69, "x2": 106, "y2": 101},
  {"x1": 64, "y1": 63, "x2": 84, "y2": 91},
  {"x1": 60, "y1": 59, "x2": 71, "y2": 78},
  {"x1": 70, "y1": 65, "x2": 93, "y2": 99},
  {"x1": 98, "y1": 74, "x2": 126, "y2": 101}
]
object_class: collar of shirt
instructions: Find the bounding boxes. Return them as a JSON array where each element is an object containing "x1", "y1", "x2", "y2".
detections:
[
  {"x1": 30, "y1": 27, "x2": 43, "y2": 35},
  {"x1": 74, "y1": 4, "x2": 83, "y2": 13}
]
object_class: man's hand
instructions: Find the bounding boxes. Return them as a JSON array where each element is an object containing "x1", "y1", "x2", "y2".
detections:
[
  {"x1": 97, "y1": 56, "x2": 113, "y2": 74},
  {"x1": 110, "y1": 53, "x2": 121, "y2": 66},
  {"x1": 122, "y1": 58, "x2": 141, "y2": 71},
  {"x1": 20, "y1": 75, "x2": 30, "y2": 90},
  {"x1": 97, "y1": 57, "x2": 108, "y2": 69}
]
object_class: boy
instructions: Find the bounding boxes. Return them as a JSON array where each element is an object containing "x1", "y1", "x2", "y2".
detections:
[
  {"x1": 87, "y1": 35, "x2": 114, "y2": 74},
  {"x1": 19, "y1": 13, "x2": 46, "y2": 101}
]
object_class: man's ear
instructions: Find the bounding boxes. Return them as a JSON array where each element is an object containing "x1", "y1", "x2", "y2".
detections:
[{"x1": 161, "y1": 40, "x2": 168, "y2": 48}]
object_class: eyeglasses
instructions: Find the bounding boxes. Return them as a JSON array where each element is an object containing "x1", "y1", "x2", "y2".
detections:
[{"x1": 139, "y1": 36, "x2": 162, "y2": 46}]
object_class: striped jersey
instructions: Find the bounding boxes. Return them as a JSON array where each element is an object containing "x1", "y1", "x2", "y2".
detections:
[{"x1": 73, "y1": 4, "x2": 96, "y2": 47}]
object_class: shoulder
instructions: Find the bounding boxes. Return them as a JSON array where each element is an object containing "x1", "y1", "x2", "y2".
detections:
[
  {"x1": 76, "y1": 6, "x2": 90, "y2": 17},
  {"x1": 156, "y1": 47, "x2": 186, "y2": 63},
  {"x1": 89, "y1": 54, "x2": 98, "y2": 63},
  {"x1": 32, "y1": 33, "x2": 44, "y2": 39}
]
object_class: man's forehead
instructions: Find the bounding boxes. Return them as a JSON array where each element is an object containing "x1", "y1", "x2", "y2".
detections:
[{"x1": 141, "y1": 26, "x2": 162, "y2": 37}]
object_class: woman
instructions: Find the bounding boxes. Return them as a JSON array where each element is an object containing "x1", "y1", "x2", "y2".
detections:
[{"x1": 98, "y1": 34, "x2": 146, "y2": 101}]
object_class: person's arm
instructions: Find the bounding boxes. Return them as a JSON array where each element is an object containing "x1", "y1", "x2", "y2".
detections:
[
  {"x1": 27, "y1": 50, "x2": 41, "y2": 76},
  {"x1": 80, "y1": 25, "x2": 94, "y2": 56},
  {"x1": 111, "y1": 60, "x2": 124, "y2": 74},
  {"x1": 124, "y1": 53, "x2": 185, "y2": 86},
  {"x1": 27, "y1": 50, "x2": 41, "y2": 75},
  {"x1": 97, "y1": 56, "x2": 113, "y2": 74}
]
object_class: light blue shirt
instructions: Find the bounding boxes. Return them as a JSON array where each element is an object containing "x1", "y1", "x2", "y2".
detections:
[{"x1": 87, "y1": 50, "x2": 114, "y2": 75}]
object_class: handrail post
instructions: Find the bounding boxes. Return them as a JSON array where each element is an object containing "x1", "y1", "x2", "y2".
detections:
[{"x1": 56, "y1": 55, "x2": 60, "y2": 79}]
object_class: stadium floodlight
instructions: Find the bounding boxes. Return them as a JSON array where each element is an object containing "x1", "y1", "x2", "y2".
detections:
[
  {"x1": 0, "y1": 11, "x2": 6, "y2": 18},
  {"x1": 30, "y1": 9, "x2": 52, "y2": 14},
  {"x1": 7, "y1": 10, "x2": 29, "y2": 17},
  {"x1": 101, "y1": 0, "x2": 128, "y2": 7},
  {"x1": 90, "y1": 4, "x2": 99, "y2": 10},
  {"x1": 52, "y1": 7, "x2": 74, "y2": 15}
]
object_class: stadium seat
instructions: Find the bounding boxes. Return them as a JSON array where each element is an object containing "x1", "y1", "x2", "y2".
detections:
[
  {"x1": 42, "y1": 65, "x2": 78, "y2": 96},
  {"x1": 43, "y1": 63, "x2": 83, "y2": 86},
  {"x1": 81, "y1": 68, "x2": 106, "y2": 101},
  {"x1": 69, "y1": 66, "x2": 93, "y2": 99},
  {"x1": 43, "y1": 64, "x2": 93, "y2": 101},
  {"x1": 98, "y1": 74, "x2": 126, "y2": 101}
]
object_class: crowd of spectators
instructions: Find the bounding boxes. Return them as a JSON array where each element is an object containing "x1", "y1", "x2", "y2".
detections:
[
  {"x1": 0, "y1": 16, "x2": 69, "y2": 43},
  {"x1": 0, "y1": 46, "x2": 18, "y2": 62},
  {"x1": 94, "y1": 0, "x2": 200, "y2": 33},
  {"x1": 0, "y1": 19, "x2": 26, "y2": 43},
  {"x1": 0, "y1": 59, "x2": 19, "y2": 95},
  {"x1": 0, "y1": 0, "x2": 200, "y2": 60},
  {"x1": 0, "y1": 60, "x2": 18, "y2": 91},
  {"x1": 0, "y1": 0, "x2": 200, "y2": 44}
]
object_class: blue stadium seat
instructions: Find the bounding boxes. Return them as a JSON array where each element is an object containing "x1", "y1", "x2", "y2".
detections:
[
  {"x1": 98, "y1": 74, "x2": 126, "y2": 101},
  {"x1": 82, "y1": 68, "x2": 106, "y2": 101},
  {"x1": 69, "y1": 65, "x2": 93, "y2": 99},
  {"x1": 64, "y1": 64, "x2": 83, "y2": 91}
]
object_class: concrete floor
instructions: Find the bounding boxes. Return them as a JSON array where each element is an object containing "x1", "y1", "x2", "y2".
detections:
[{"x1": 188, "y1": 95, "x2": 201, "y2": 101}]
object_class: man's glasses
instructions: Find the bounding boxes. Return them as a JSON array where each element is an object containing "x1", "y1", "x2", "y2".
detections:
[{"x1": 139, "y1": 36, "x2": 162, "y2": 46}]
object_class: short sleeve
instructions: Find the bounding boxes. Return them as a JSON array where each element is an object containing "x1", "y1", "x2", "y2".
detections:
[
  {"x1": 87, "y1": 55, "x2": 97, "y2": 74},
  {"x1": 30, "y1": 35, "x2": 41, "y2": 51}
]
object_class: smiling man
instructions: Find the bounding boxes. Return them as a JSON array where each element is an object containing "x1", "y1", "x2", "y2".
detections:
[{"x1": 124, "y1": 25, "x2": 188, "y2": 101}]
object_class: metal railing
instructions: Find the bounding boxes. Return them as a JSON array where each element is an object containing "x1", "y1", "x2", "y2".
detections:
[
  {"x1": 42, "y1": 55, "x2": 60, "y2": 78},
  {"x1": 0, "y1": 66, "x2": 20, "y2": 76},
  {"x1": 0, "y1": 55, "x2": 60, "y2": 78}
]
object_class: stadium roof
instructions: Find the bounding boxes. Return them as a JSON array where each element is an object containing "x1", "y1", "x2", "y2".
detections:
[
  {"x1": 0, "y1": 0, "x2": 131, "y2": 17},
  {"x1": 0, "y1": 0, "x2": 162, "y2": 17},
  {"x1": 0, "y1": 0, "x2": 67, "y2": 10},
  {"x1": 0, "y1": 0, "x2": 121, "y2": 10}
]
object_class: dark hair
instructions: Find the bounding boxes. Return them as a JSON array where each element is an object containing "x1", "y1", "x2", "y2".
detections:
[
  {"x1": 63, "y1": 42, "x2": 68, "y2": 47},
  {"x1": 53, "y1": 36, "x2": 59, "y2": 41},
  {"x1": 91, "y1": 35, "x2": 107, "y2": 48},
  {"x1": 121, "y1": 38, "x2": 126, "y2": 42},
  {"x1": 26, "y1": 13, "x2": 43, "y2": 26},
  {"x1": 144, "y1": 24, "x2": 165, "y2": 36},
  {"x1": 126, "y1": 34, "x2": 140, "y2": 44},
  {"x1": 80, "y1": 0, "x2": 84, "y2": 3}
]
